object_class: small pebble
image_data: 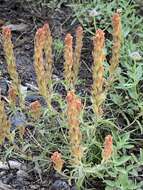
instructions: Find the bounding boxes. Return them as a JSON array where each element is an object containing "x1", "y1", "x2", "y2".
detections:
[
  {"x1": 50, "y1": 180, "x2": 70, "y2": 190},
  {"x1": 0, "y1": 160, "x2": 22, "y2": 170},
  {"x1": 0, "y1": 171, "x2": 6, "y2": 177},
  {"x1": 3, "y1": 173, "x2": 14, "y2": 184},
  {"x1": 10, "y1": 111, "x2": 26, "y2": 131},
  {"x1": 16, "y1": 170, "x2": 29, "y2": 179},
  {"x1": 30, "y1": 185, "x2": 41, "y2": 189},
  {"x1": 129, "y1": 51, "x2": 142, "y2": 61}
]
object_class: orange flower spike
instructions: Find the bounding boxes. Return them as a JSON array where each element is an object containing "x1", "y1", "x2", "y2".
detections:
[
  {"x1": 92, "y1": 29, "x2": 105, "y2": 118},
  {"x1": 34, "y1": 28, "x2": 44, "y2": 60},
  {"x1": 34, "y1": 27, "x2": 45, "y2": 56},
  {"x1": 112, "y1": 13, "x2": 121, "y2": 36},
  {"x1": 42, "y1": 23, "x2": 53, "y2": 102},
  {"x1": 2, "y1": 27, "x2": 11, "y2": 39},
  {"x1": 34, "y1": 28, "x2": 45, "y2": 65},
  {"x1": 51, "y1": 151, "x2": 64, "y2": 173},
  {"x1": 64, "y1": 33, "x2": 74, "y2": 88},
  {"x1": 34, "y1": 27, "x2": 50, "y2": 106},
  {"x1": 66, "y1": 91, "x2": 81, "y2": 121},
  {"x1": 109, "y1": 13, "x2": 121, "y2": 79},
  {"x1": 30, "y1": 100, "x2": 41, "y2": 111},
  {"x1": 65, "y1": 33, "x2": 73, "y2": 49},
  {"x1": 2, "y1": 27, "x2": 22, "y2": 104},
  {"x1": 30, "y1": 100, "x2": 41, "y2": 119},
  {"x1": 73, "y1": 26, "x2": 83, "y2": 85},
  {"x1": 42, "y1": 22, "x2": 53, "y2": 68},
  {"x1": 64, "y1": 33, "x2": 73, "y2": 66},
  {"x1": 66, "y1": 91, "x2": 83, "y2": 164},
  {"x1": 102, "y1": 135, "x2": 113, "y2": 162},
  {"x1": 94, "y1": 29, "x2": 105, "y2": 50}
]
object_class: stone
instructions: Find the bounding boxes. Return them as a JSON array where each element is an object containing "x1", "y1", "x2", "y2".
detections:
[
  {"x1": 0, "y1": 78, "x2": 9, "y2": 96},
  {"x1": 50, "y1": 180, "x2": 70, "y2": 190},
  {"x1": 10, "y1": 111, "x2": 26, "y2": 131}
]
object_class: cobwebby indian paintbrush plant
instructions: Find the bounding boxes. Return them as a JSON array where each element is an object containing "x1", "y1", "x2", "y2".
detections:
[
  {"x1": 73, "y1": 26, "x2": 83, "y2": 85},
  {"x1": 102, "y1": 135, "x2": 113, "y2": 163},
  {"x1": 109, "y1": 13, "x2": 122, "y2": 83},
  {"x1": 64, "y1": 33, "x2": 74, "y2": 89},
  {"x1": 43, "y1": 23, "x2": 53, "y2": 100},
  {"x1": 92, "y1": 29, "x2": 105, "y2": 118},
  {"x1": 0, "y1": 92, "x2": 12, "y2": 144},
  {"x1": 66, "y1": 91, "x2": 83, "y2": 165},
  {"x1": 34, "y1": 27, "x2": 51, "y2": 107},
  {"x1": 2, "y1": 27, "x2": 23, "y2": 105},
  {"x1": 51, "y1": 151, "x2": 64, "y2": 173},
  {"x1": 64, "y1": 26, "x2": 83, "y2": 88}
]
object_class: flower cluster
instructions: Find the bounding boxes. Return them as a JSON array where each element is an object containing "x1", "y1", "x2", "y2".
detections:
[
  {"x1": 66, "y1": 91, "x2": 83, "y2": 164},
  {"x1": 64, "y1": 33, "x2": 74, "y2": 88},
  {"x1": 109, "y1": 13, "x2": 122, "y2": 81},
  {"x1": 34, "y1": 23, "x2": 53, "y2": 108},
  {"x1": 92, "y1": 29, "x2": 105, "y2": 118},
  {"x1": 51, "y1": 151, "x2": 64, "y2": 173},
  {"x1": 30, "y1": 100, "x2": 42, "y2": 120},
  {"x1": 2, "y1": 27, "x2": 22, "y2": 105},
  {"x1": 64, "y1": 26, "x2": 83, "y2": 89},
  {"x1": 102, "y1": 135, "x2": 113, "y2": 163},
  {"x1": 73, "y1": 26, "x2": 83, "y2": 85},
  {"x1": 43, "y1": 23, "x2": 53, "y2": 98},
  {"x1": 34, "y1": 27, "x2": 48, "y2": 102}
]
